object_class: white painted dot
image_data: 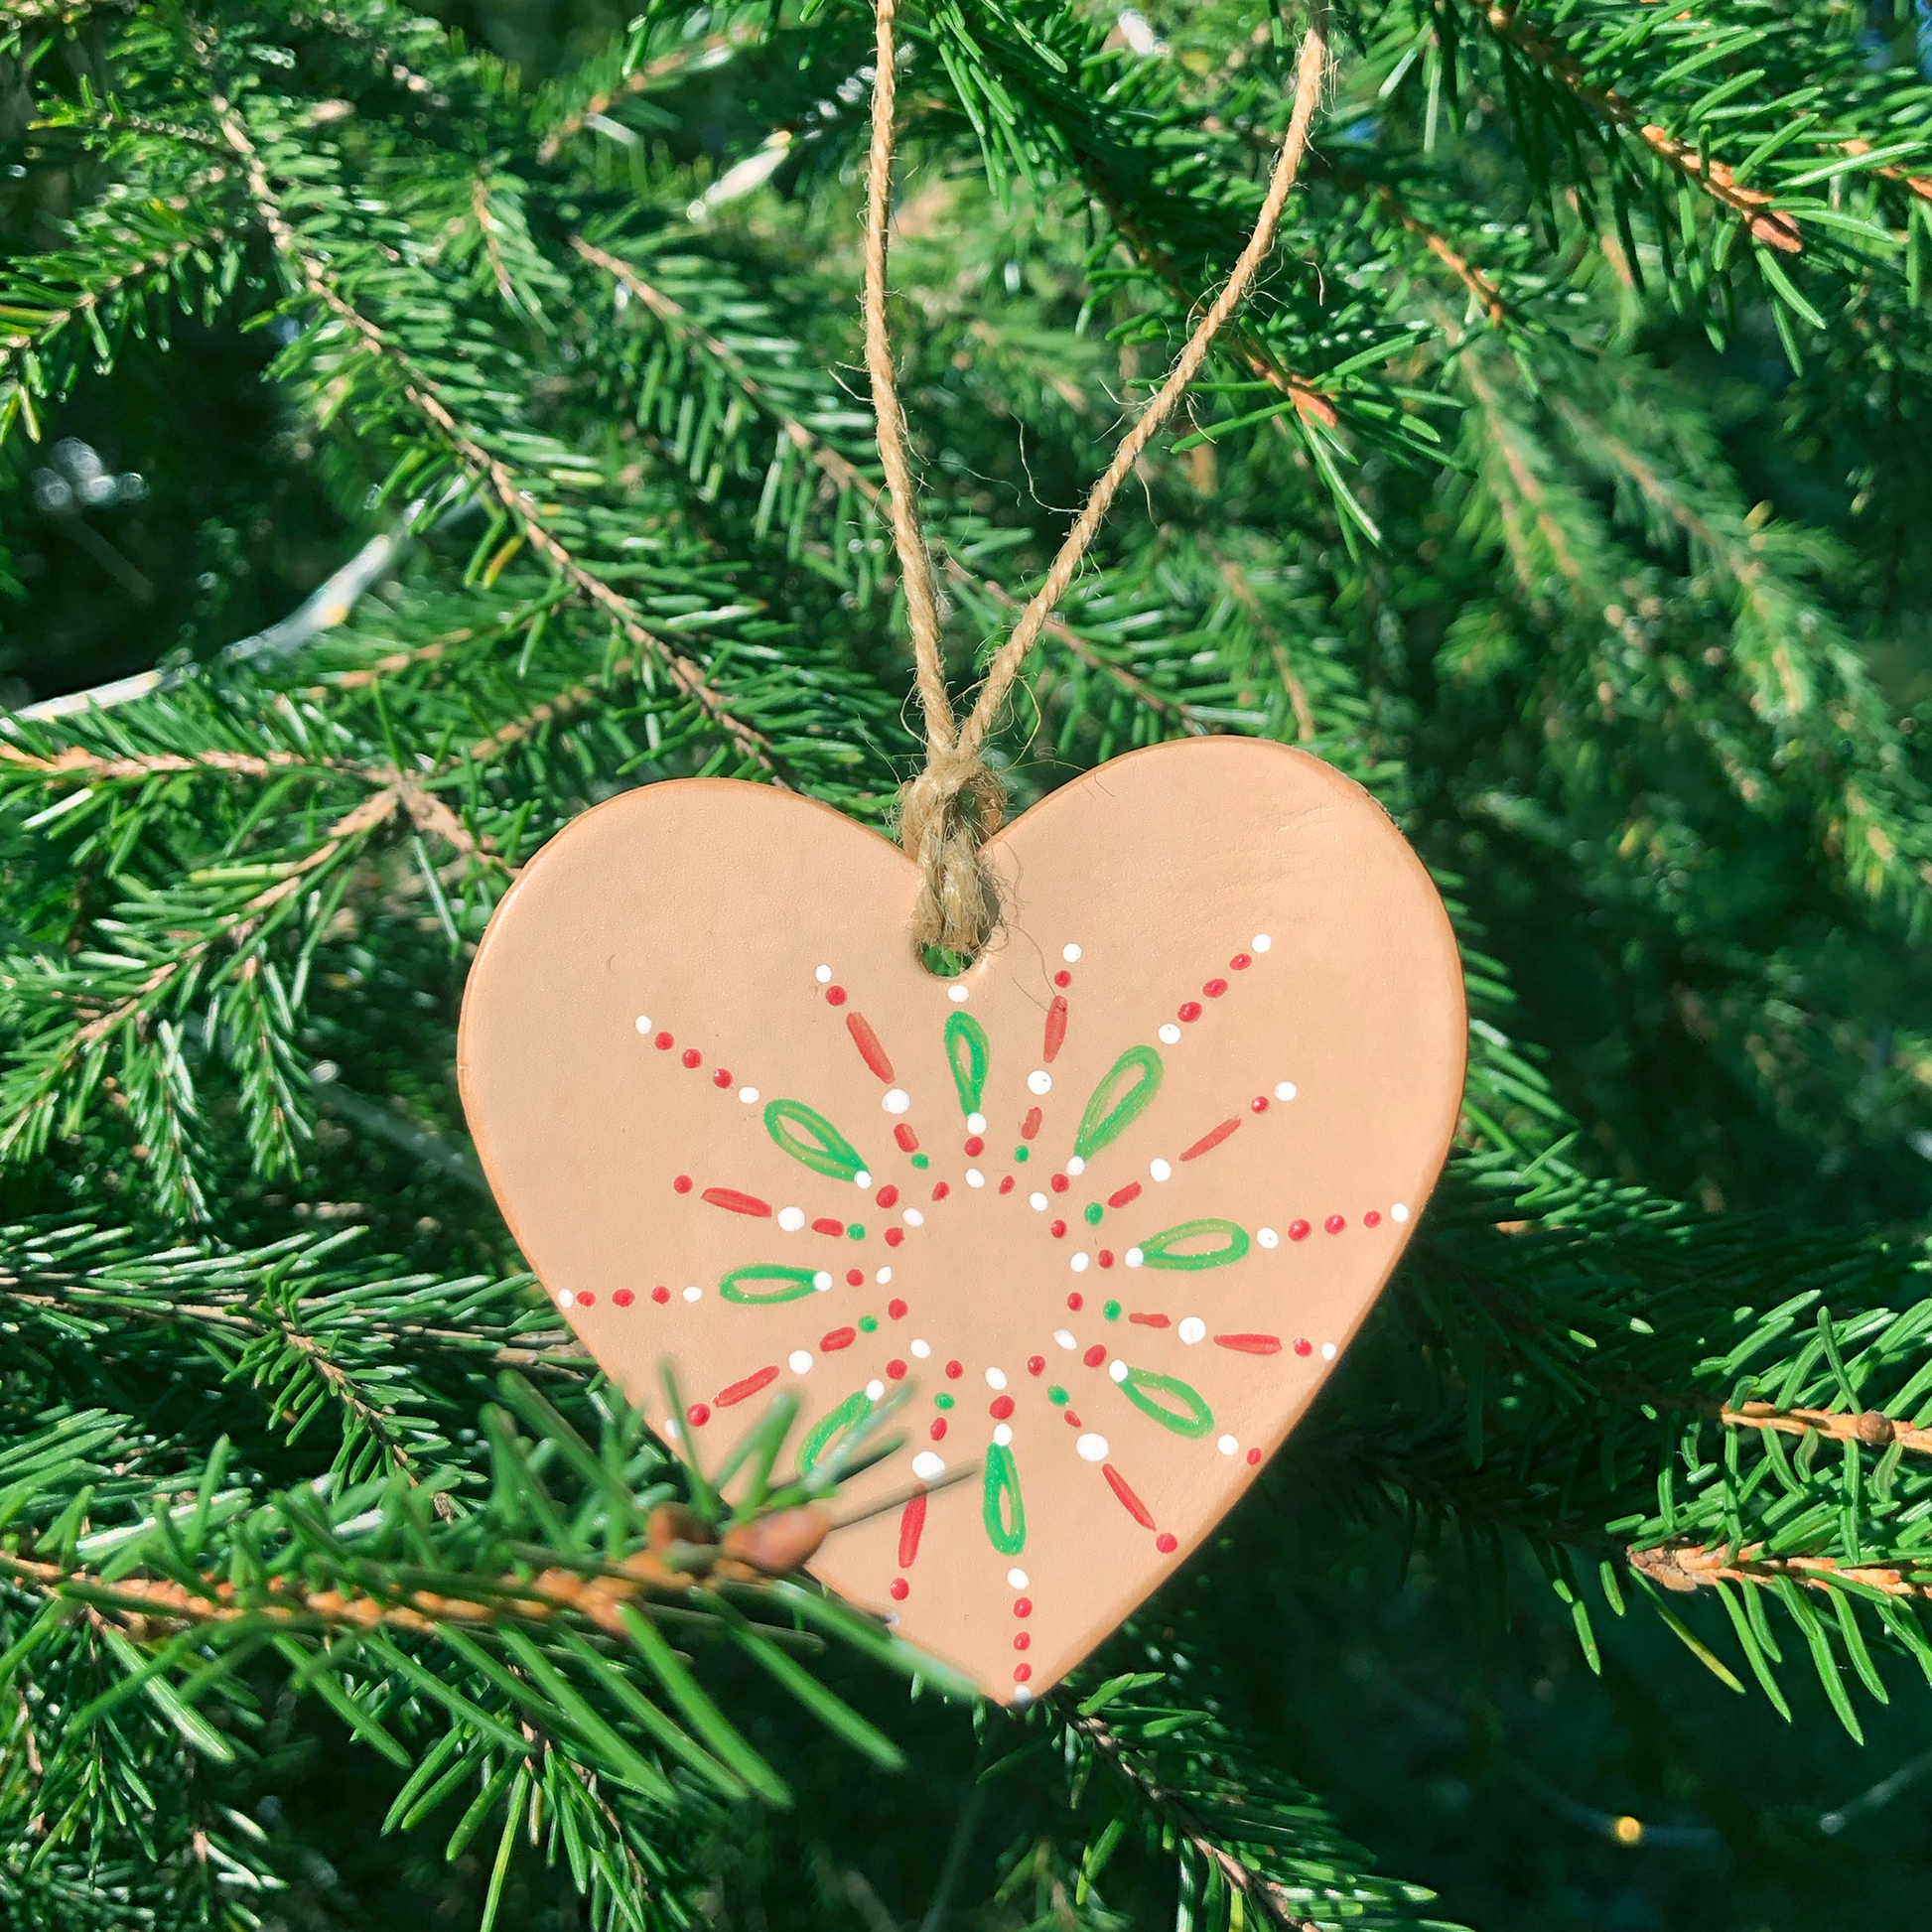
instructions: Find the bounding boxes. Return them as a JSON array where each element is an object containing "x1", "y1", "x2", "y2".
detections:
[
  {"x1": 877, "y1": 1267, "x2": 893, "y2": 1285},
  {"x1": 683, "y1": 1285, "x2": 703, "y2": 1304},
  {"x1": 948, "y1": 984, "x2": 969, "y2": 1003},
  {"x1": 986, "y1": 1366, "x2": 1008, "y2": 1390},
  {"x1": 1013, "y1": 1686, "x2": 1034, "y2": 1707},
  {"x1": 778, "y1": 1206, "x2": 804, "y2": 1232},
  {"x1": 1275, "y1": 1081, "x2": 1297, "y2": 1102},
  {"x1": 1030, "y1": 1191, "x2": 1048, "y2": 1211},
  {"x1": 903, "y1": 1207, "x2": 924, "y2": 1227},
  {"x1": 1027, "y1": 1069, "x2": 1052, "y2": 1096},
  {"x1": 883, "y1": 1088, "x2": 910, "y2": 1114},
  {"x1": 1070, "y1": 1252, "x2": 1089, "y2": 1273},
  {"x1": 1125, "y1": 1247, "x2": 1145, "y2": 1268},
  {"x1": 966, "y1": 1169, "x2": 985, "y2": 1188},
  {"x1": 789, "y1": 1350, "x2": 813, "y2": 1374},
  {"x1": 1253, "y1": 933, "x2": 1272, "y2": 953},
  {"x1": 910, "y1": 1338, "x2": 930, "y2": 1359},
  {"x1": 739, "y1": 1085, "x2": 760, "y2": 1104},
  {"x1": 1066, "y1": 1156, "x2": 1085, "y2": 1176},
  {"x1": 1160, "y1": 1023, "x2": 1182, "y2": 1045},
  {"x1": 911, "y1": 1450, "x2": 946, "y2": 1480},
  {"x1": 1150, "y1": 1159, "x2": 1173, "y2": 1181},
  {"x1": 866, "y1": 1378, "x2": 886, "y2": 1400},
  {"x1": 1007, "y1": 1568, "x2": 1030, "y2": 1589},
  {"x1": 1062, "y1": 942, "x2": 1082, "y2": 963},
  {"x1": 663, "y1": 1418, "x2": 681, "y2": 1440},
  {"x1": 853, "y1": 1171, "x2": 872, "y2": 1187},
  {"x1": 556, "y1": 1290, "x2": 576, "y2": 1310},
  {"x1": 1178, "y1": 1316, "x2": 1206, "y2": 1344},
  {"x1": 815, "y1": 965, "x2": 832, "y2": 983},
  {"x1": 633, "y1": 1016, "x2": 651, "y2": 1035},
  {"x1": 1321, "y1": 1341, "x2": 1337, "y2": 1360},
  {"x1": 1108, "y1": 1359, "x2": 1128, "y2": 1383},
  {"x1": 1391, "y1": 1202, "x2": 1410, "y2": 1223},
  {"x1": 967, "y1": 1112, "x2": 987, "y2": 1135},
  {"x1": 1054, "y1": 1329, "x2": 1077, "y2": 1350},
  {"x1": 1075, "y1": 1433, "x2": 1108, "y2": 1461},
  {"x1": 993, "y1": 1423, "x2": 1014, "y2": 1447},
  {"x1": 1217, "y1": 1434, "x2": 1238, "y2": 1455},
  {"x1": 812, "y1": 1270, "x2": 833, "y2": 1291},
  {"x1": 1258, "y1": 1227, "x2": 1279, "y2": 1249}
]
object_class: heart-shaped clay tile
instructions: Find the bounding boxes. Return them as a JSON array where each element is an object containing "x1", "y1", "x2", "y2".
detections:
[{"x1": 459, "y1": 739, "x2": 1465, "y2": 1701}]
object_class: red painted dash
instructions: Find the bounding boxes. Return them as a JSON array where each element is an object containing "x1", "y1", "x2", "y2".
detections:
[
  {"x1": 1129, "y1": 1311, "x2": 1172, "y2": 1327},
  {"x1": 1042, "y1": 995, "x2": 1068, "y2": 1063},
  {"x1": 898, "y1": 1491, "x2": 927, "y2": 1567},
  {"x1": 895, "y1": 1124, "x2": 919, "y2": 1153},
  {"x1": 1102, "y1": 1463, "x2": 1156, "y2": 1530},
  {"x1": 1214, "y1": 1333, "x2": 1283, "y2": 1355},
  {"x1": 846, "y1": 1011, "x2": 896, "y2": 1082},
  {"x1": 820, "y1": 1326, "x2": 856, "y2": 1351},
  {"x1": 811, "y1": 1216, "x2": 845, "y2": 1237},
  {"x1": 1022, "y1": 1107, "x2": 1042, "y2": 1140},
  {"x1": 1108, "y1": 1182, "x2": 1143, "y2": 1209},
  {"x1": 1179, "y1": 1117, "x2": 1241, "y2": 1163},
  {"x1": 701, "y1": 1187, "x2": 771, "y2": 1217},
  {"x1": 715, "y1": 1364, "x2": 779, "y2": 1407}
]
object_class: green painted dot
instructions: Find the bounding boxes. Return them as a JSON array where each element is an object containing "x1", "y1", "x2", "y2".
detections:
[
  {"x1": 1084, "y1": 1201, "x2": 1104, "y2": 1225},
  {"x1": 1047, "y1": 1385, "x2": 1068, "y2": 1405},
  {"x1": 1015, "y1": 1145, "x2": 1031, "y2": 1163},
  {"x1": 847, "y1": 1223, "x2": 865, "y2": 1239},
  {"x1": 910, "y1": 1153, "x2": 930, "y2": 1170},
  {"x1": 934, "y1": 1392, "x2": 955, "y2": 1411},
  {"x1": 859, "y1": 1314, "x2": 879, "y2": 1333},
  {"x1": 1104, "y1": 1300, "x2": 1122, "y2": 1319}
]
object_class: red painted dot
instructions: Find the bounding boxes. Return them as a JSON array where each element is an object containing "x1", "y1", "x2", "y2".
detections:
[
  {"x1": 1050, "y1": 1219, "x2": 1067, "y2": 1238},
  {"x1": 1098, "y1": 1249, "x2": 1115, "y2": 1268},
  {"x1": 876, "y1": 1183, "x2": 899, "y2": 1208},
  {"x1": 1202, "y1": 978, "x2": 1228, "y2": 998},
  {"x1": 1156, "y1": 1532, "x2": 1177, "y2": 1554},
  {"x1": 1064, "y1": 1410, "x2": 1082, "y2": 1428},
  {"x1": 1067, "y1": 1292, "x2": 1084, "y2": 1311},
  {"x1": 1247, "y1": 1447, "x2": 1262, "y2": 1464},
  {"x1": 1294, "y1": 1337, "x2": 1312, "y2": 1356},
  {"x1": 1014, "y1": 1663, "x2": 1033, "y2": 1683},
  {"x1": 673, "y1": 1174, "x2": 693, "y2": 1194},
  {"x1": 929, "y1": 1418, "x2": 947, "y2": 1441},
  {"x1": 1028, "y1": 1354, "x2": 1045, "y2": 1376},
  {"x1": 846, "y1": 1269, "x2": 865, "y2": 1287},
  {"x1": 945, "y1": 1360, "x2": 963, "y2": 1379},
  {"x1": 888, "y1": 1359, "x2": 907, "y2": 1380},
  {"x1": 1014, "y1": 1596, "x2": 1033, "y2": 1618},
  {"x1": 990, "y1": 1395, "x2": 1015, "y2": 1420},
  {"x1": 651, "y1": 1286, "x2": 670, "y2": 1305},
  {"x1": 888, "y1": 1298, "x2": 907, "y2": 1319},
  {"x1": 965, "y1": 1136, "x2": 985, "y2": 1157},
  {"x1": 1050, "y1": 1173, "x2": 1069, "y2": 1193},
  {"x1": 1364, "y1": 1209, "x2": 1382, "y2": 1227},
  {"x1": 890, "y1": 1578, "x2": 908, "y2": 1600},
  {"x1": 613, "y1": 1289, "x2": 635, "y2": 1308},
  {"x1": 886, "y1": 1227, "x2": 904, "y2": 1247},
  {"x1": 710, "y1": 1067, "x2": 730, "y2": 1088},
  {"x1": 999, "y1": 1175, "x2": 1015, "y2": 1194},
  {"x1": 931, "y1": 1181, "x2": 950, "y2": 1201},
  {"x1": 1324, "y1": 1214, "x2": 1346, "y2": 1234},
  {"x1": 1178, "y1": 1001, "x2": 1202, "y2": 1023},
  {"x1": 686, "y1": 1403, "x2": 711, "y2": 1427},
  {"x1": 825, "y1": 986, "x2": 847, "y2": 1006},
  {"x1": 579, "y1": 1292, "x2": 596, "y2": 1307},
  {"x1": 1053, "y1": 969, "x2": 1071, "y2": 988},
  {"x1": 682, "y1": 1047, "x2": 702, "y2": 1068},
  {"x1": 1251, "y1": 1095, "x2": 1270, "y2": 1113},
  {"x1": 1289, "y1": 1219, "x2": 1311, "y2": 1241},
  {"x1": 1230, "y1": 952, "x2": 1251, "y2": 970},
  {"x1": 1083, "y1": 1343, "x2": 1106, "y2": 1368},
  {"x1": 654, "y1": 1031, "x2": 673, "y2": 1049},
  {"x1": 1014, "y1": 1631, "x2": 1031, "y2": 1650}
]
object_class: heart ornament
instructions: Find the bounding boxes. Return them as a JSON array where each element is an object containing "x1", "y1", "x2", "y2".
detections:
[{"x1": 458, "y1": 738, "x2": 1464, "y2": 1700}]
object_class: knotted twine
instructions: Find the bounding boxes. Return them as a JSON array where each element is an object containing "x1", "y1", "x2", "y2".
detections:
[{"x1": 865, "y1": 0, "x2": 1330, "y2": 958}]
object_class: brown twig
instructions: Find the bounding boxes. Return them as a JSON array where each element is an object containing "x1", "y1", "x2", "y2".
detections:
[
  {"x1": 536, "y1": 22, "x2": 767, "y2": 165},
  {"x1": 1630, "y1": 1538, "x2": 1932, "y2": 1599}
]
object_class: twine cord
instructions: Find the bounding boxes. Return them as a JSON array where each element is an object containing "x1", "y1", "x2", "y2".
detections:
[{"x1": 866, "y1": 3, "x2": 1329, "y2": 955}]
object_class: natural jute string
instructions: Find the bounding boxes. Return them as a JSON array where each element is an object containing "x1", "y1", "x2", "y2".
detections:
[{"x1": 866, "y1": 0, "x2": 1330, "y2": 956}]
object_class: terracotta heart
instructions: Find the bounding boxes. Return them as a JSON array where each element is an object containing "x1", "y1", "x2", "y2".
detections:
[{"x1": 458, "y1": 739, "x2": 1464, "y2": 1701}]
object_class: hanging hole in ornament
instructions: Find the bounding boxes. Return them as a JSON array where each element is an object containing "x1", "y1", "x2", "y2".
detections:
[{"x1": 919, "y1": 943, "x2": 974, "y2": 979}]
